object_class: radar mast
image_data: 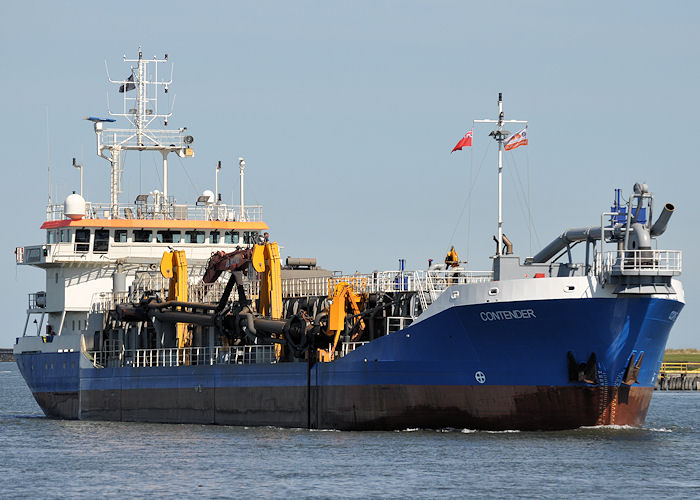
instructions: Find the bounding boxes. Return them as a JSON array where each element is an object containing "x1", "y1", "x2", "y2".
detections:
[{"x1": 89, "y1": 47, "x2": 194, "y2": 218}]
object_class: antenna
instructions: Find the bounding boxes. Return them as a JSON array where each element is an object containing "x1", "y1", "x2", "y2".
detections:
[
  {"x1": 94, "y1": 48, "x2": 194, "y2": 218},
  {"x1": 239, "y1": 157, "x2": 246, "y2": 221},
  {"x1": 73, "y1": 158, "x2": 83, "y2": 197},
  {"x1": 46, "y1": 107, "x2": 51, "y2": 208},
  {"x1": 215, "y1": 160, "x2": 222, "y2": 203}
]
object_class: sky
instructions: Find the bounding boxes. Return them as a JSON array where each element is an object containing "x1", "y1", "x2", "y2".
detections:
[{"x1": 1, "y1": 1, "x2": 699, "y2": 348}]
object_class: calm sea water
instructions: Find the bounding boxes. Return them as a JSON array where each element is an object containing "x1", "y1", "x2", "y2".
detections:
[{"x1": 1, "y1": 363, "x2": 699, "y2": 499}]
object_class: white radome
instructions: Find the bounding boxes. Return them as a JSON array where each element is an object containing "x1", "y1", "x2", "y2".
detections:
[
  {"x1": 202, "y1": 189, "x2": 215, "y2": 204},
  {"x1": 64, "y1": 193, "x2": 86, "y2": 220}
]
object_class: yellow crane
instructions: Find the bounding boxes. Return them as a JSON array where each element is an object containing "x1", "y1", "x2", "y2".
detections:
[
  {"x1": 319, "y1": 281, "x2": 366, "y2": 362},
  {"x1": 253, "y1": 242, "x2": 283, "y2": 319},
  {"x1": 159, "y1": 249, "x2": 190, "y2": 348}
]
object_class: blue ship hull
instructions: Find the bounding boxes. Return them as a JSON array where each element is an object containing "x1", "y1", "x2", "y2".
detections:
[{"x1": 15, "y1": 296, "x2": 683, "y2": 430}]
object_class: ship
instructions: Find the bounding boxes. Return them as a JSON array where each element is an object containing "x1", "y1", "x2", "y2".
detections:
[{"x1": 13, "y1": 49, "x2": 684, "y2": 430}]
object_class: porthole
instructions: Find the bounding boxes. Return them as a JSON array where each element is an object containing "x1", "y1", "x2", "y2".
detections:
[{"x1": 489, "y1": 287, "x2": 499, "y2": 296}]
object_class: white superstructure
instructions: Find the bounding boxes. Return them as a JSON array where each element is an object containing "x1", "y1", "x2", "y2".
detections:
[{"x1": 15, "y1": 48, "x2": 268, "y2": 341}]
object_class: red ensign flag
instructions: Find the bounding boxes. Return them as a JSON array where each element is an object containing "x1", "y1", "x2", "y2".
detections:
[{"x1": 451, "y1": 129, "x2": 473, "y2": 153}]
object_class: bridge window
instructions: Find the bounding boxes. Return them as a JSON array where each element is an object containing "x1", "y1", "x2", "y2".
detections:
[
  {"x1": 133, "y1": 230, "x2": 153, "y2": 243},
  {"x1": 243, "y1": 231, "x2": 259, "y2": 244},
  {"x1": 47, "y1": 230, "x2": 57, "y2": 244},
  {"x1": 94, "y1": 230, "x2": 109, "y2": 253},
  {"x1": 225, "y1": 231, "x2": 239, "y2": 244},
  {"x1": 210, "y1": 231, "x2": 220, "y2": 244},
  {"x1": 157, "y1": 230, "x2": 182, "y2": 243},
  {"x1": 114, "y1": 230, "x2": 128, "y2": 243},
  {"x1": 59, "y1": 229, "x2": 71, "y2": 243},
  {"x1": 185, "y1": 230, "x2": 205, "y2": 244},
  {"x1": 75, "y1": 229, "x2": 90, "y2": 252}
]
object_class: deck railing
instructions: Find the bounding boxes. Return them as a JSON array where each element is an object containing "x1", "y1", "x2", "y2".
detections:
[
  {"x1": 45, "y1": 201, "x2": 263, "y2": 223},
  {"x1": 660, "y1": 362, "x2": 700, "y2": 374},
  {"x1": 90, "y1": 345, "x2": 280, "y2": 368},
  {"x1": 597, "y1": 249, "x2": 682, "y2": 277},
  {"x1": 88, "y1": 341, "x2": 374, "y2": 369}
]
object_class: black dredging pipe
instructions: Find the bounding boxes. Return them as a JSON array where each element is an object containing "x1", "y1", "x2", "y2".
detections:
[
  {"x1": 532, "y1": 201, "x2": 675, "y2": 264},
  {"x1": 650, "y1": 203, "x2": 674, "y2": 237}
]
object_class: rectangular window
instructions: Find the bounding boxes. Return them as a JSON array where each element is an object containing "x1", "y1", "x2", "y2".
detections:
[
  {"x1": 60, "y1": 229, "x2": 72, "y2": 243},
  {"x1": 114, "y1": 230, "x2": 128, "y2": 243},
  {"x1": 225, "y1": 231, "x2": 240, "y2": 244},
  {"x1": 94, "y1": 230, "x2": 109, "y2": 253},
  {"x1": 75, "y1": 229, "x2": 90, "y2": 252},
  {"x1": 133, "y1": 230, "x2": 153, "y2": 243},
  {"x1": 156, "y1": 230, "x2": 182, "y2": 243},
  {"x1": 210, "y1": 231, "x2": 220, "y2": 244},
  {"x1": 184, "y1": 230, "x2": 205, "y2": 244},
  {"x1": 243, "y1": 231, "x2": 259, "y2": 245},
  {"x1": 47, "y1": 231, "x2": 57, "y2": 244}
]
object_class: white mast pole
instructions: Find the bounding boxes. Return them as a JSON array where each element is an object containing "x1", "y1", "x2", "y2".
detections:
[
  {"x1": 161, "y1": 150, "x2": 169, "y2": 209},
  {"x1": 215, "y1": 161, "x2": 221, "y2": 202},
  {"x1": 497, "y1": 93, "x2": 504, "y2": 256},
  {"x1": 238, "y1": 157, "x2": 246, "y2": 221}
]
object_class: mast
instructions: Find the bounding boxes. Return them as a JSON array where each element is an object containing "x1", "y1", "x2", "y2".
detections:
[
  {"x1": 89, "y1": 47, "x2": 195, "y2": 218},
  {"x1": 238, "y1": 157, "x2": 246, "y2": 221},
  {"x1": 474, "y1": 93, "x2": 527, "y2": 256}
]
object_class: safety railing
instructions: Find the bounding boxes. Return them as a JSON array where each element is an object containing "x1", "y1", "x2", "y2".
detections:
[
  {"x1": 660, "y1": 362, "x2": 700, "y2": 374},
  {"x1": 328, "y1": 270, "x2": 492, "y2": 295},
  {"x1": 45, "y1": 201, "x2": 264, "y2": 222},
  {"x1": 89, "y1": 341, "x2": 373, "y2": 369},
  {"x1": 597, "y1": 250, "x2": 682, "y2": 277},
  {"x1": 90, "y1": 291, "x2": 132, "y2": 314},
  {"x1": 386, "y1": 316, "x2": 412, "y2": 334},
  {"x1": 28, "y1": 292, "x2": 47, "y2": 310},
  {"x1": 90, "y1": 344, "x2": 280, "y2": 368},
  {"x1": 326, "y1": 269, "x2": 493, "y2": 306},
  {"x1": 280, "y1": 277, "x2": 329, "y2": 298},
  {"x1": 340, "y1": 341, "x2": 369, "y2": 357}
]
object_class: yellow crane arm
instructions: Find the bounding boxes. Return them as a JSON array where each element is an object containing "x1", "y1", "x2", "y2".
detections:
[
  {"x1": 322, "y1": 282, "x2": 366, "y2": 361},
  {"x1": 160, "y1": 250, "x2": 190, "y2": 348},
  {"x1": 256, "y1": 242, "x2": 283, "y2": 320}
]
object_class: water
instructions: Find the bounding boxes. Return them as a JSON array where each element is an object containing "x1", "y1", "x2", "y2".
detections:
[{"x1": 1, "y1": 363, "x2": 699, "y2": 499}]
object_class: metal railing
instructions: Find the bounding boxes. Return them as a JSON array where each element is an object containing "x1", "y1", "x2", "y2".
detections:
[
  {"x1": 387, "y1": 316, "x2": 412, "y2": 334},
  {"x1": 99, "y1": 128, "x2": 189, "y2": 150},
  {"x1": 90, "y1": 291, "x2": 132, "y2": 314},
  {"x1": 279, "y1": 277, "x2": 329, "y2": 298},
  {"x1": 45, "y1": 201, "x2": 264, "y2": 222},
  {"x1": 28, "y1": 292, "x2": 46, "y2": 310},
  {"x1": 329, "y1": 270, "x2": 492, "y2": 294},
  {"x1": 340, "y1": 341, "x2": 369, "y2": 357},
  {"x1": 598, "y1": 250, "x2": 682, "y2": 276},
  {"x1": 660, "y1": 362, "x2": 700, "y2": 374},
  {"x1": 89, "y1": 340, "x2": 373, "y2": 369},
  {"x1": 90, "y1": 344, "x2": 280, "y2": 368}
]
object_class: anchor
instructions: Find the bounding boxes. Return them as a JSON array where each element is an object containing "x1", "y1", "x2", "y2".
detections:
[
  {"x1": 622, "y1": 351, "x2": 644, "y2": 385},
  {"x1": 567, "y1": 351, "x2": 598, "y2": 384}
]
